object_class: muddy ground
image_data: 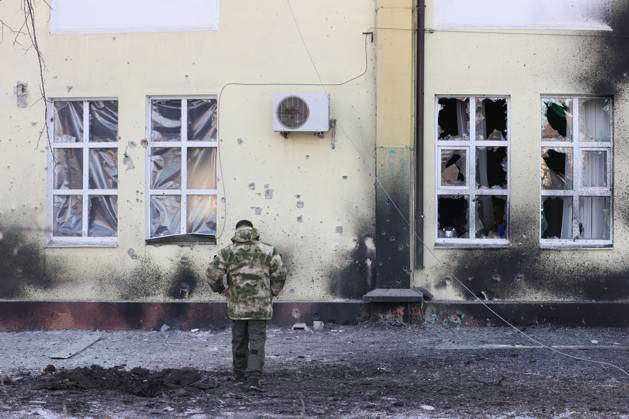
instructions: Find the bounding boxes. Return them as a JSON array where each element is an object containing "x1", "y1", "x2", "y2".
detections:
[{"x1": 0, "y1": 324, "x2": 628, "y2": 417}]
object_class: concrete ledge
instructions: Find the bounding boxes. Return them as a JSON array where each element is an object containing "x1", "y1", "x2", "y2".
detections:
[
  {"x1": 363, "y1": 288, "x2": 423, "y2": 303},
  {"x1": 0, "y1": 301, "x2": 368, "y2": 331},
  {"x1": 426, "y1": 301, "x2": 629, "y2": 327}
]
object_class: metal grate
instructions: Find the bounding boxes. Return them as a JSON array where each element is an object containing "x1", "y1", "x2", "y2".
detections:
[{"x1": 277, "y1": 96, "x2": 310, "y2": 129}]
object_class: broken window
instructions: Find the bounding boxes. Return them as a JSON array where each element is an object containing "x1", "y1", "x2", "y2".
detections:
[
  {"x1": 540, "y1": 96, "x2": 612, "y2": 247},
  {"x1": 436, "y1": 96, "x2": 509, "y2": 245},
  {"x1": 147, "y1": 97, "x2": 218, "y2": 239},
  {"x1": 50, "y1": 99, "x2": 119, "y2": 243},
  {"x1": 438, "y1": 98, "x2": 469, "y2": 140}
]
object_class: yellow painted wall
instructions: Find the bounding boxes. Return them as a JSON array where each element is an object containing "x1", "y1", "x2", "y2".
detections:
[{"x1": 0, "y1": 1, "x2": 377, "y2": 301}]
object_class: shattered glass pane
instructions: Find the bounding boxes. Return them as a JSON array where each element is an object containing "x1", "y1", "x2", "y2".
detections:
[
  {"x1": 579, "y1": 98, "x2": 611, "y2": 142},
  {"x1": 187, "y1": 195, "x2": 217, "y2": 235},
  {"x1": 437, "y1": 195, "x2": 469, "y2": 238},
  {"x1": 151, "y1": 100, "x2": 181, "y2": 142},
  {"x1": 582, "y1": 151, "x2": 607, "y2": 187},
  {"x1": 89, "y1": 149, "x2": 118, "y2": 189},
  {"x1": 438, "y1": 98, "x2": 469, "y2": 141},
  {"x1": 54, "y1": 101, "x2": 83, "y2": 143},
  {"x1": 476, "y1": 147, "x2": 507, "y2": 189},
  {"x1": 53, "y1": 195, "x2": 82, "y2": 237},
  {"x1": 187, "y1": 148, "x2": 217, "y2": 189},
  {"x1": 475, "y1": 196, "x2": 508, "y2": 239},
  {"x1": 578, "y1": 196, "x2": 610, "y2": 240},
  {"x1": 476, "y1": 98, "x2": 507, "y2": 141},
  {"x1": 542, "y1": 98, "x2": 572, "y2": 141},
  {"x1": 541, "y1": 196, "x2": 573, "y2": 239},
  {"x1": 440, "y1": 149, "x2": 466, "y2": 186},
  {"x1": 53, "y1": 148, "x2": 83, "y2": 189},
  {"x1": 150, "y1": 195, "x2": 181, "y2": 237},
  {"x1": 151, "y1": 147, "x2": 181, "y2": 189},
  {"x1": 89, "y1": 101, "x2": 118, "y2": 142},
  {"x1": 541, "y1": 148, "x2": 573, "y2": 190},
  {"x1": 188, "y1": 99, "x2": 217, "y2": 141},
  {"x1": 88, "y1": 195, "x2": 118, "y2": 237}
]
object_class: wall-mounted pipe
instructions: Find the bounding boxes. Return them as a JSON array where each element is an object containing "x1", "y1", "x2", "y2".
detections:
[{"x1": 415, "y1": 0, "x2": 426, "y2": 268}]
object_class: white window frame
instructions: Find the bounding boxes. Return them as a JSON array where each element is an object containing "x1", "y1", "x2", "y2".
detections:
[
  {"x1": 47, "y1": 98, "x2": 119, "y2": 247},
  {"x1": 145, "y1": 95, "x2": 219, "y2": 240},
  {"x1": 435, "y1": 95, "x2": 511, "y2": 247},
  {"x1": 539, "y1": 95, "x2": 613, "y2": 249}
]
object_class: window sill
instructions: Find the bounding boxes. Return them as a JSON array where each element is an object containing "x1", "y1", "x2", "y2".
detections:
[
  {"x1": 540, "y1": 243, "x2": 613, "y2": 250},
  {"x1": 47, "y1": 239, "x2": 118, "y2": 248},
  {"x1": 434, "y1": 240, "x2": 510, "y2": 249},
  {"x1": 146, "y1": 234, "x2": 216, "y2": 246}
]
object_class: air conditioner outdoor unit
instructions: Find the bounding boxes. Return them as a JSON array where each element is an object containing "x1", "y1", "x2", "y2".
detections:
[{"x1": 272, "y1": 93, "x2": 330, "y2": 133}]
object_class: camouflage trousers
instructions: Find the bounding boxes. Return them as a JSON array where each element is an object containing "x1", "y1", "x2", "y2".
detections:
[{"x1": 231, "y1": 320, "x2": 267, "y2": 378}]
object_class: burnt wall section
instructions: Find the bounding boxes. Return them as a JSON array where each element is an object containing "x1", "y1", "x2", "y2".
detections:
[{"x1": 375, "y1": 146, "x2": 412, "y2": 288}]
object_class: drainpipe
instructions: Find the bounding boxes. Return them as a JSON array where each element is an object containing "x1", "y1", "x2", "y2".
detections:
[{"x1": 415, "y1": 0, "x2": 425, "y2": 268}]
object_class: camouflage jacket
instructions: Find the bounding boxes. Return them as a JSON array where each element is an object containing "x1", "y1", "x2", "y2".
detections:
[{"x1": 206, "y1": 227, "x2": 286, "y2": 320}]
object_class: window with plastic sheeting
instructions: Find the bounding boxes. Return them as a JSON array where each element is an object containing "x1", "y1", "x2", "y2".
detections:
[
  {"x1": 146, "y1": 97, "x2": 218, "y2": 240},
  {"x1": 540, "y1": 96, "x2": 613, "y2": 247},
  {"x1": 49, "y1": 99, "x2": 119, "y2": 245},
  {"x1": 435, "y1": 96, "x2": 510, "y2": 246}
]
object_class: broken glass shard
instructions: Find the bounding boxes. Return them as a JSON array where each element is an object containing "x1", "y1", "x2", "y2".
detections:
[
  {"x1": 541, "y1": 148, "x2": 572, "y2": 190},
  {"x1": 541, "y1": 196, "x2": 573, "y2": 239},
  {"x1": 579, "y1": 98, "x2": 611, "y2": 142},
  {"x1": 151, "y1": 99, "x2": 181, "y2": 142},
  {"x1": 438, "y1": 98, "x2": 469, "y2": 141},
  {"x1": 475, "y1": 196, "x2": 508, "y2": 239},
  {"x1": 188, "y1": 99, "x2": 217, "y2": 141},
  {"x1": 578, "y1": 196, "x2": 610, "y2": 240},
  {"x1": 54, "y1": 101, "x2": 83, "y2": 143},
  {"x1": 476, "y1": 98, "x2": 507, "y2": 141},
  {"x1": 438, "y1": 195, "x2": 469, "y2": 238},
  {"x1": 187, "y1": 148, "x2": 217, "y2": 189},
  {"x1": 151, "y1": 147, "x2": 181, "y2": 189},
  {"x1": 440, "y1": 149, "x2": 466, "y2": 186},
  {"x1": 150, "y1": 195, "x2": 181, "y2": 237},
  {"x1": 89, "y1": 101, "x2": 118, "y2": 142},
  {"x1": 582, "y1": 151, "x2": 607, "y2": 187},
  {"x1": 54, "y1": 148, "x2": 83, "y2": 190},
  {"x1": 542, "y1": 98, "x2": 572, "y2": 141},
  {"x1": 88, "y1": 195, "x2": 118, "y2": 237},
  {"x1": 187, "y1": 195, "x2": 217, "y2": 235},
  {"x1": 89, "y1": 148, "x2": 118, "y2": 189},
  {"x1": 476, "y1": 147, "x2": 507, "y2": 189},
  {"x1": 53, "y1": 195, "x2": 82, "y2": 237}
]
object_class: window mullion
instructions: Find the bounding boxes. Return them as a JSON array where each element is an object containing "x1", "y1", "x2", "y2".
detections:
[
  {"x1": 81, "y1": 100, "x2": 90, "y2": 237},
  {"x1": 181, "y1": 99, "x2": 188, "y2": 234}
]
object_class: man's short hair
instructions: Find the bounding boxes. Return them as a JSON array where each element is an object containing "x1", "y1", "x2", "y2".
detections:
[{"x1": 236, "y1": 219, "x2": 253, "y2": 229}]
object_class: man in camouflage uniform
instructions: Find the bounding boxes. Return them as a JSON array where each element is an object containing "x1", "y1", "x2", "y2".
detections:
[{"x1": 207, "y1": 220, "x2": 286, "y2": 390}]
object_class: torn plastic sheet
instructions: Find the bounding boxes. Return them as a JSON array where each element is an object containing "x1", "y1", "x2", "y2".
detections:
[
  {"x1": 151, "y1": 99, "x2": 181, "y2": 142},
  {"x1": 54, "y1": 101, "x2": 83, "y2": 143},
  {"x1": 89, "y1": 101, "x2": 118, "y2": 142},
  {"x1": 440, "y1": 149, "x2": 466, "y2": 186},
  {"x1": 476, "y1": 147, "x2": 507, "y2": 189},
  {"x1": 89, "y1": 148, "x2": 118, "y2": 189},
  {"x1": 578, "y1": 196, "x2": 610, "y2": 240},
  {"x1": 54, "y1": 148, "x2": 83, "y2": 189},
  {"x1": 541, "y1": 148, "x2": 573, "y2": 190},
  {"x1": 151, "y1": 147, "x2": 181, "y2": 189},
  {"x1": 187, "y1": 195, "x2": 217, "y2": 235},
  {"x1": 541, "y1": 196, "x2": 573, "y2": 239},
  {"x1": 88, "y1": 195, "x2": 118, "y2": 237},
  {"x1": 187, "y1": 148, "x2": 217, "y2": 189},
  {"x1": 579, "y1": 98, "x2": 611, "y2": 142},
  {"x1": 53, "y1": 195, "x2": 82, "y2": 236},
  {"x1": 475, "y1": 196, "x2": 507, "y2": 239},
  {"x1": 438, "y1": 98, "x2": 469, "y2": 140},
  {"x1": 437, "y1": 195, "x2": 469, "y2": 238},
  {"x1": 476, "y1": 98, "x2": 507, "y2": 141},
  {"x1": 150, "y1": 195, "x2": 181, "y2": 237},
  {"x1": 542, "y1": 98, "x2": 572, "y2": 140},
  {"x1": 188, "y1": 99, "x2": 217, "y2": 141}
]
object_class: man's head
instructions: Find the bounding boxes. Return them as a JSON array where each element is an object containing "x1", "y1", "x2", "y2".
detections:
[{"x1": 235, "y1": 219, "x2": 253, "y2": 230}]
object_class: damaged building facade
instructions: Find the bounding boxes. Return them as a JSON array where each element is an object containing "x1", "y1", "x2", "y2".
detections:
[{"x1": 0, "y1": 0, "x2": 627, "y2": 329}]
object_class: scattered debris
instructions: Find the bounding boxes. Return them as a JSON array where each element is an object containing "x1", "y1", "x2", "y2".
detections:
[
  {"x1": 160, "y1": 324, "x2": 171, "y2": 332},
  {"x1": 0, "y1": 374, "x2": 15, "y2": 385},
  {"x1": 421, "y1": 405, "x2": 435, "y2": 411},
  {"x1": 292, "y1": 323, "x2": 310, "y2": 331},
  {"x1": 313, "y1": 321, "x2": 325, "y2": 331},
  {"x1": 191, "y1": 329, "x2": 199, "y2": 333},
  {"x1": 49, "y1": 335, "x2": 102, "y2": 360}
]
